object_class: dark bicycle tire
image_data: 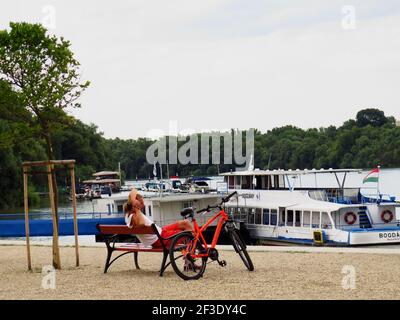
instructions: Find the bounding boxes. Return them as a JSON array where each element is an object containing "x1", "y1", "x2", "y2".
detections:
[
  {"x1": 228, "y1": 229, "x2": 254, "y2": 271},
  {"x1": 169, "y1": 232, "x2": 207, "y2": 281}
]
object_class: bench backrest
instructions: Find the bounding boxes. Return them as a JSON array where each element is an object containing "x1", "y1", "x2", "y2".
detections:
[{"x1": 97, "y1": 224, "x2": 155, "y2": 235}]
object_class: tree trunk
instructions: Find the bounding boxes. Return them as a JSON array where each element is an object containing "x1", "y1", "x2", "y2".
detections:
[{"x1": 44, "y1": 131, "x2": 61, "y2": 270}]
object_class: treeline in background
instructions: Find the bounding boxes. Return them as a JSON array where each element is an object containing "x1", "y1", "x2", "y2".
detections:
[{"x1": 1, "y1": 103, "x2": 399, "y2": 209}]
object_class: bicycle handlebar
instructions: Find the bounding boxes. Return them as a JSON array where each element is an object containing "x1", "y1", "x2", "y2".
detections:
[
  {"x1": 196, "y1": 191, "x2": 238, "y2": 214},
  {"x1": 222, "y1": 191, "x2": 237, "y2": 203}
]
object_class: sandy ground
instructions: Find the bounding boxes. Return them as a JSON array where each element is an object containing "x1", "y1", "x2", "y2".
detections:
[{"x1": 0, "y1": 245, "x2": 399, "y2": 300}]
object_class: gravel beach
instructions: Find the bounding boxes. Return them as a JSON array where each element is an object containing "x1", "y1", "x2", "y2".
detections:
[{"x1": 1, "y1": 245, "x2": 399, "y2": 300}]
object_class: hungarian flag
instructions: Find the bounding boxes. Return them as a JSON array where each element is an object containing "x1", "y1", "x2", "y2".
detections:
[{"x1": 363, "y1": 167, "x2": 379, "y2": 184}]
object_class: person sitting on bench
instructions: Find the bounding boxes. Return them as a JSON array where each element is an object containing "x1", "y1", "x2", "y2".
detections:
[{"x1": 124, "y1": 188, "x2": 193, "y2": 248}]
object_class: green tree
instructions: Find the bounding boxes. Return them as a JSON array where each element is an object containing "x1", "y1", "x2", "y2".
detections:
[
  {"x1": 0, "y1": 22, "x2": 90, "y2": 269},
  {"x1": 356, "y1": 108, "x2": 388, "y2": 127}
]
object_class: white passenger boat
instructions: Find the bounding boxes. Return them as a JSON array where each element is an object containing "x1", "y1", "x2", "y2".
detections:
[{"x1": 220, "y1": 168, "x2": 400, "y2": 246}]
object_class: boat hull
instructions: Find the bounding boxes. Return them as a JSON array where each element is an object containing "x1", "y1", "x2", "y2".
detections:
[
  {"x1": 247, "y1": 225, "x2": 400, "y2": 246},
  {"x1": 349, "y1": 229, "x2": 400, "y2": 245}
]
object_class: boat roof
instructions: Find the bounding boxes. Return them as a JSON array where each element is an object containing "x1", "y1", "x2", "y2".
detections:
[
  {"x1": 113, "y1": 192, "x2": 223, "y2": 203},
  {"x1": 286, "y1": 201, "x2": 352, "y2": 211},
  {"x1": 148, "y1": 193, "x2": 223, "y2": 203},
  {"x1": 191, "y1": 177, "x2": 212, "y2": 181},
  {"x1": 220, "y1": 168, "x2": 361, "y2": 176},
  {"x1": 229, "y1": 190, "x2": 355, "y2": 211},
  {"x1": 93, "y1": 171, "x2": 120, "y2": 177},
  {"x1": 82, "y1": 179, "x2": 120, "y2": 184}
]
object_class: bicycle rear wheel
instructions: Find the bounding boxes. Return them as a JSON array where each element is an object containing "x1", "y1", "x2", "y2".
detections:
[
  {"x1": 169, "y1": 232, "x2": 207, "y2": 281},
  {"x1": 228, "y1": 229, "x2": 254, "y2": 271}
]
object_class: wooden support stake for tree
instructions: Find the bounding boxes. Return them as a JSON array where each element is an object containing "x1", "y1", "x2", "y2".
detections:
[
  {"x1": 23, "y1": 168, "x2": 32, "y2": 271},
  {"x1": 70, "y1": 164, "x2": 80, "y2": 267},
  {"x1": 47, "y1": 164, "x2": 61, "y2": 269}
]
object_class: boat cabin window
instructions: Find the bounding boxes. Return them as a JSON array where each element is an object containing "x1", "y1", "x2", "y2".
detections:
[
  {"x1": 182, "y1": 201, "x2": 194, "y2": 209},
  {"x1": 172, "y1": 180, "x2": 182, "y2": 189},
  {"x1": 227, "y1": 206, "x2": 234, "y2": 218},
  {"x1": 255, "y1": 208, "x2": 262, "y2": 224},
  {"x1": 241, "y1": 207, "x2": 248, "y2": 222},
  {"x1": 148, "y1": 205, "x2": 152, "y2": 217},
  {"x1": 236, "y1": 207, "x2": 242, "y2": 221},
  {"x1": 331, "y1": 210, "x2": 340, "y2": 227},
  {"x1": 261, "y1": 176, "x2": 269, "y2": 190},
  {"x1": 117, "y1": 204, "x2": 124, "y2": 213},
  {"x1": 321, "y1": 212, "x2": 332, "y2": 229},
  {"x1": 254, "y1": 176, "x2": 263, "y2": 190},
  {"x1": 275, "y1": 175, "x2": 286, "y2": 189},
  {"x1": 241, "y1": 176, "x2": 251, "y2": 189},
  {"x1": 248, "y1": 208, "x2": 255, "y2": 224},
  {"x1": 228, "y1": 174, "x2": 290, "y2": 190},
  {"x1": 228, "y1": 176, "x2": 235, "y2": 189},
  {"x1": 311, "y1": 211, "x2": 320, "y2": 228},
  {"x1": 234, "y1": 207, "x2": 240, "y2": 221},
  {"x1": 267, "y1": 176, "x2": 272, "y2": 189},
  {"x1": 303, "y1": 211, "x2": 311, "y2": 227},
  {"x1": 263, "y1": 209, "x2": 270, "y2": 225},
  {"x1": 271, "y1": 209, "x2": 278, "y2": 225},
  {"x1": 295, "y1": 210, "x2": 301, "y2": 227},
  {"x1": 280, "y1": 210, "x2": 285, "y2": 226},
  {"x1": 279, "y1": 208, "x2": 285, "y2": 226},
  {"x1": 235, "y1": 176, "x2": 241, "y2": 189},
  {"x1": 274, "y1": 176, "x2": 279, "y2": 188},
  {"x1": 286, "y1": 210, "x2": 294, "y2": 227}
]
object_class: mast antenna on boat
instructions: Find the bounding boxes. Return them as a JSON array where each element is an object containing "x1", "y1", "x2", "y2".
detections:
[{"x1": 118, "y1": 162, "x2": 121, "y2": 187}]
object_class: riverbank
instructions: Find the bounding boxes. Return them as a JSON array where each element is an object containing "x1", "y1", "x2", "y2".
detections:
[{"x1": 1, "y1": 245, "x2": 399, "y2": 299}]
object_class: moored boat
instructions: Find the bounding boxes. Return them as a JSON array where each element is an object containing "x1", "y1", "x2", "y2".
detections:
[{"x1": 220, "y1": 168, "x2": 400, "y2": 246}]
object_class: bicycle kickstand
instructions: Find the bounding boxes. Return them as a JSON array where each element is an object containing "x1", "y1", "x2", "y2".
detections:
[{"x1": 217, "y1": 259, "x2": 227, "y2": 267}]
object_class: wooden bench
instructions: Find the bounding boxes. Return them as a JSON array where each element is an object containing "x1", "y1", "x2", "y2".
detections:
[{"x1": 96, "y1": 223, "x2": 177, "y2": 276}]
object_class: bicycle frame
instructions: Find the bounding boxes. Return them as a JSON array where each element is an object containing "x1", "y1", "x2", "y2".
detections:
[{"x1": 188, "y1": 208, "x2": 229, "y2": 258}]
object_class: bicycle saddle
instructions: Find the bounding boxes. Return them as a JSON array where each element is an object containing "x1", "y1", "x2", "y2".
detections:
[{"x1": 180, "y1": 207, "x2": 195, "y2": 217}]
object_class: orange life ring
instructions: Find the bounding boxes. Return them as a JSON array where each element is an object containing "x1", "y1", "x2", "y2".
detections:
[
  {"x1": 344, "y1": 212, "x2": 357, "y2": 225},
  {"x1": 381, "y1": 210, "x2": 394, "y2": 223}
]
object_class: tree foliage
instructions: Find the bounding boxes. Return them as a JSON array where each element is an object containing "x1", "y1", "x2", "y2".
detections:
[{"x1": 0, "y1": 22, "x2": 90, "y2": 160}]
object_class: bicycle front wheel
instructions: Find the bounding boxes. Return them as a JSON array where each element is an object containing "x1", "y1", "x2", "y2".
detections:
[
  {"x1": 169, "y1": 232, "x2": 207, "y2": 281},
  {"x1": 228, "y1": 229, "x2": 254, "y2": 271}
]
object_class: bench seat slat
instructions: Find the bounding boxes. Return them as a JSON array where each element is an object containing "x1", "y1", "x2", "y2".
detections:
[{"x1": 114, "y1": 247, "x2": 163, "y2": 252}]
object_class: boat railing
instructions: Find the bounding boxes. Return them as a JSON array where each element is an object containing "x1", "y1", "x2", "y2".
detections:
[
  {"x1": 336, "y1": 221, "x2": 400, "y2": 230},
  {"x1": 361, "y1": 194, "x2": 397, "y2": 204},
  {"x1": 308, "y1": 188, "x2": 362, "y2": 204}
]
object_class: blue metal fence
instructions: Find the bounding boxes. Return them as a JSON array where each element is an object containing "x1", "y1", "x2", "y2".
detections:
[{"x1": 0, "y1": 212, "x2": 125, "y2": 237}]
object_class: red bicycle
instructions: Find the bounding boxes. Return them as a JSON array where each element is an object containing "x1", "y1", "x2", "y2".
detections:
[{"x1": 169, "y1": 191, "x2": 254, "y2": 280}]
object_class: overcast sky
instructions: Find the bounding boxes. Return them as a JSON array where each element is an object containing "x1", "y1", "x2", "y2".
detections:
[{"x1": 1, "y1": 0, "x2": 400, "y2": 139}]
